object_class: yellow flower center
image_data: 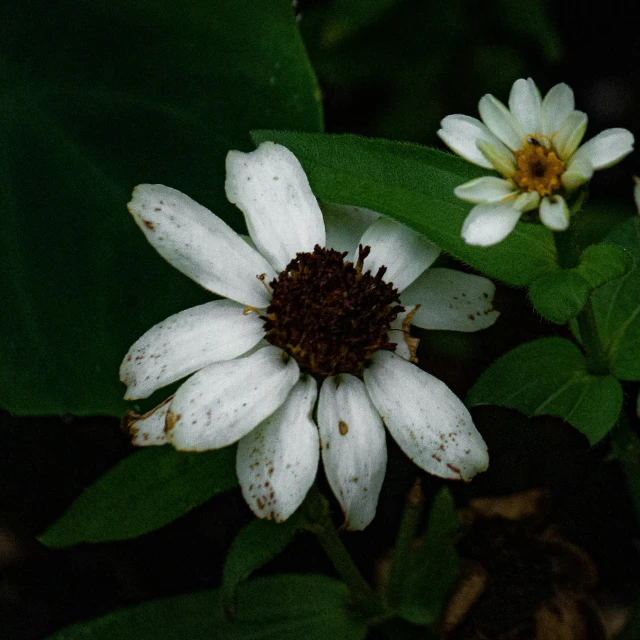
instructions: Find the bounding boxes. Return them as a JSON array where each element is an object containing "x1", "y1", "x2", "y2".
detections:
[{"x1": 512, "y1": 137, "x2": 565, "y2": 197}]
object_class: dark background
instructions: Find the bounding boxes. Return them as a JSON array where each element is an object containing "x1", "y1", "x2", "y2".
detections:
[{"x1": 2, "y1": 1, "x2": 640, "y2": 638}]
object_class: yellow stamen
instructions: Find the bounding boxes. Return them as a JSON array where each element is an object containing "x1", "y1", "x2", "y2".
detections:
[{"x1": 512, "y1": 137, "x2": 565, "y2": 197}]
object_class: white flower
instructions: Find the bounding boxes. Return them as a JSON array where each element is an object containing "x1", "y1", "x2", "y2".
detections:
[
  {"x1": 438, "y1": 78, "x2": 634, "y2": 246},
  {"x1": 120, "y1": 142, "x2": 497, "y2": 530}
]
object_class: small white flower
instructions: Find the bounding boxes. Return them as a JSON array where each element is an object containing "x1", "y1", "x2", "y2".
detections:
[
  {"x1": 438, "y1": 78, "x2": 634, "y2": 246},
  {"x1": 120, "y1": 142, "x2": 498, "y2": 529}
]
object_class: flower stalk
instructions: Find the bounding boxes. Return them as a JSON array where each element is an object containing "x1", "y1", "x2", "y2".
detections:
[{"x1": 302, "y1": 485, "x2": 388, "y2": 618}]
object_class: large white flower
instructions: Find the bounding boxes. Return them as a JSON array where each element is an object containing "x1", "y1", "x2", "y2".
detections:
[
  {"x1": 438, "y1": 78, "x2": 634, "y2": 246},
  {"x1": 120, "y1": 142, "x2": 498, "y2": 530}
]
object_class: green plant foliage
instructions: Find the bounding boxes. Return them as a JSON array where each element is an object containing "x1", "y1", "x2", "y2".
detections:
[
  {"x1": 467, "y1": 337, "x2": 623, "y2": 444},
  {"x1": 528, "y1": 244, "x2": 631, "y2": 324},
  {"x1": 589, "y1": 217, "x2": 640, "y2": 380},
  {"x1": 528, "y1": 270, "x2": 592, "y2": 324},
  {"x1": 251, "y1": 130, "x2": 556, "y2": 286},
  {"x1": 1, "y1": 0, "x2": 322, "y2": 416},
  {"x1": 576, "y1": 244, "x2": 632, "y2": 289},
  {"x1": 397, "y1": 489, "x2": 461, "y2": 626},
  {"x1": 221, "y1": 515, "x2": 302, "y2": 617},
  {"x1": 39, "y1": 446, "x2": 237, "y2": 547},
  {"x1": 46, "y1": 575, "x2": 367, "y2": 640}
]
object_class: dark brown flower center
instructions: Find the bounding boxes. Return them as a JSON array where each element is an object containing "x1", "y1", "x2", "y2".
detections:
[{"x1": 261, "y1": 245, "x2": 403, "y2": 377}]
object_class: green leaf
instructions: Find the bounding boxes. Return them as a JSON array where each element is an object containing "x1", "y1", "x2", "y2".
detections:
[
  {"x1": 527, "y1": 244, "x2": 631, "y2": 324},
  {"x1": 467, "y1": 337, "x2": 623, "y2": 444},
  {"x1": 528, "y1": 270, "x2": 591, "y2": 324},
  {"x1": 2, "y1": 0, "x2": 322, "y2": 416},
  {"x1": 398, "y1": 488, "x2": 461, "y2": 626},
  {"x1": 575, "y1": 244, "x2": 632, "y2": 289},
  {"x1": 39, "y1": 446, "x2": 237, "y2": 547},
  {"x1": 46, "y1": 575, "x2": 367, "y2": 640},
  {"x1": 589, "y1": 217, "x2": 640, "y2": 380},
  {"x1": 250, "y1": 130, "x2": 556, "y2": 287},
  {"x1": 221, "y1": 515, "x2": 302, "y2": 616}
]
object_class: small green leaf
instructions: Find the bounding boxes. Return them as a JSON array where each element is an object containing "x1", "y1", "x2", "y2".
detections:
[
  {"x1": 398, "y1": 488, "x2": 461, "y2": 626},
  {"x1": 589, "y1": 217, "x2": 640, "y2": 380},
  {"x1": 251, "y1": 130, "x2": 556, "y2": 287},
  {"x1": 528, "y1": 270, "x2": 591, "y2": 324},
  {"x1": 39, "y1": 446, "x2": 237, "y2": 547},
  {"x1": 46, "y1": 575, "x2": 367, "y2": 640},
  {"x1": 576, "y1": 244, "x2": 632, "y2": 289},
  {"x1": 467, "y1": 337, "x2": 623, "y2": 444},
  {"x1": 221, "y1": 515, "x2": 302, "y2": 616},
  {"x1": 527, "y1": 244, "x2": 631, "y2": 324}
]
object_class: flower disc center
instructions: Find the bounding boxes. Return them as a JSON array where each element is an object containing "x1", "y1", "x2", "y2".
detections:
[
  {"x1": 512, "y1": 138, "x2": 565, "y2": 197},
  {"x1": 263, "y1": 245, "x2": 404, "y2": 377}
]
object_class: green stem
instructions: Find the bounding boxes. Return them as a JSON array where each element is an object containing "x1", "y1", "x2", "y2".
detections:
[
  {"x1": 385, "y1": 479, "x2": 424, "y2": 609},
  {"x1": 302, "y1": 485, "x2": 388, "y2": 618},
  {"x1": 553, "y1": 227, "x2": 609, "y2": 375}
]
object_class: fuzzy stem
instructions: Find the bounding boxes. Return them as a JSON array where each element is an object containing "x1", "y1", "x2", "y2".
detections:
[
  {"x1": 302, "y1": 485, "x2": 387, "y2": 618},
  {"x1": 553, "y1": 228, "x2": 609, "y2": 375}
]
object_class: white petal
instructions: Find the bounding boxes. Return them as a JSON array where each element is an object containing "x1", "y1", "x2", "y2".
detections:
[
  {"x1": 120, "y1": 300, "x2": 266, "y2": 400},
  {"x1": 476, "y1": 139, "x2": 517, "y2": 177},
  {"x1": 570, "y1": 128, "x2": 634, "y2": 171},
  {"x1": 478, "y1": 94, "x2": 525, "y2": 151},
  {"x1": 461, "y1": 202, "x2": 522, "y2": 247},
  {"x1": 539, "y1": 196, "x2": 570, "y2": 231},
  {"x1": 124, "y1": 398, "x2": 171, "y2": 446},
  {"x1": 237, "y1": 376, "x2": 319, "y2": 522},
  {"x1": 167, "y1": 346, "x2": 299, "y2": 451},
  {"x1": 454, "y1": 177, "x2": 517, "y2": 203},
  {"x1": 359, "y1": 217, "x2": 441, "y2": 292},
  {"x1": 541, "y1": 83, "x2": 575, "y2": 137},
  {"x1": 634, "y1": 177, "x2": 640, "y2": 213},
  {"x1": 562, "y1": 155, "x2": 594, "y2": 192},
  {"x1": 364, "y1": 351, "x2": 489, "y2": 481},
  {"x1": 554, "y1": 111, "x2": 588, "y2": 161},
  {"x1": 128, "y1": 185, "x2": 275, "y2": 308},
  {"x1": 514, "y1": 190, "x2": 541, "y2": 212},
  {"x1": 438, "y1": 115, "x2": 507, "y2": 169},
  {"x1": 318, "y1": 375, "x2": 387, "y2": 530},
  {"x1": 225, "y1": 142, "x2": 326, "y2": 272},
  {"x1": 400, "y1": 268, "x2": 499, "y2": 332},
  {"x1": 508, "y1": 78, "x2": 542, "y2": 135},
  {"x1": 388, "y1": 306, "x2": 420, "y2": 361},
  {"x1": 321, "y1": 202, "x2": 380, "y2": 262}
]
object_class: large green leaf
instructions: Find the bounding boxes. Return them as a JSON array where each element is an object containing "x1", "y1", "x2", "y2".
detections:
[
  {"x1": 398, "y1": 488, "x2": 461, "y2": 626},
  {"x1": 1, "y1": 0, "x2": 322, "y2": 416},
  {"x1": 46, "y1": 575, "x2": 367, "y2": 640},
  {"x1": 467, "y1": 337, "x2": 623, "y2": 444},
  {"x1": 251, "y1": 130, "x2": 556, "y2": 287},
  {"x1": 38, "y1": 445, "x2": 237, "y2": 546},
  {"x1": 589, "y1": 217, "x2": 640, "y2": 380},
  {"x1": 221, "y1": 515, "x2": 302, "y2": 617}
]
